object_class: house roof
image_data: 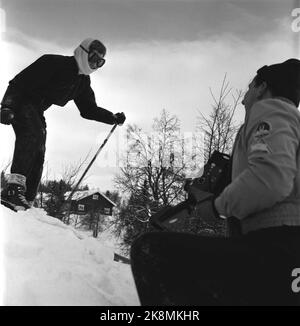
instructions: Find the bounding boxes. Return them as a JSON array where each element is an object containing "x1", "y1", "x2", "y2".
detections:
[{"x1": 64, "y1": 190, "x2": 116, "y2": 206}]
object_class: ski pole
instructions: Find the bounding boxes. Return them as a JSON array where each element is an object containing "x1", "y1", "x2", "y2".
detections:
[
  {"x1": 67, "y1": 123, "x2": 118, "y2": 202},
  {"x1": 63, "y1": 124, "x2": 118, "y2": 222}
]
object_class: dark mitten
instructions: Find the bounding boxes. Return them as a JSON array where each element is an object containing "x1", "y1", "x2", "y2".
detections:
[
  {"x1": 114, "y1": 112, "x2": 126, "y2": 125},
  {"x1": 0, "y1": 107, "x2": 15, "y2": 125}
]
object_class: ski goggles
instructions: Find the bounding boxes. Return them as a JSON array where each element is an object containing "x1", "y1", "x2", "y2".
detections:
[{"x1": 80, "y1": 45, "x2": 106, "y2": 68}]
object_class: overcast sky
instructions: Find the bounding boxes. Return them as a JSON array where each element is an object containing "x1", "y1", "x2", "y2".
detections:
[{"x1": 0, "y1": 0, "x2": 298, "y2": 191}]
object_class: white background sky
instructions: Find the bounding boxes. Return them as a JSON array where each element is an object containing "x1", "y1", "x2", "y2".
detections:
[{"x1": 0, "y1": 0, "x2": 299, "y2": 191}]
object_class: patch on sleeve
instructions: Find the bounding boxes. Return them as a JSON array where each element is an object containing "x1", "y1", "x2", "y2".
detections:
[
  {"x1": 254, "y1": 121, "x2": 272, "y2": 140},
  {"x1": 250, "y1": 121, "x2": 272, "y2": 154},
  {"x1": 250, "y1": 142, "x2": 271, "y2": 153}
]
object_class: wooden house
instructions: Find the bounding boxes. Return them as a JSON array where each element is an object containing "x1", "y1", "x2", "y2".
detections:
[{"x1": 65, "y1": 190, "x2": 116, "y2": 215}]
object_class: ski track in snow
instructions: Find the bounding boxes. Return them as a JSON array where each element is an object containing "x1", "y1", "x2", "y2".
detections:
[{"x1": 0, "y1": 207, "x2": 140, "y2": 306}]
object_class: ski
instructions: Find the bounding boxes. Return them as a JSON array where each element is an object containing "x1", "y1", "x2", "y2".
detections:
[{"x1": 0, "y1": 196, "x2": 31, "y2": 212}]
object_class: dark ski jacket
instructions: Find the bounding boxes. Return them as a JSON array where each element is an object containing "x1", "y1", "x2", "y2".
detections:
[{"x1": 1, "y1": 54, "x2": 116, "y2": 124}]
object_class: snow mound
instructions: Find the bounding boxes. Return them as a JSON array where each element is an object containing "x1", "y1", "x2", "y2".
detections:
[{"x1": 0, "y1": 206, "x2": 139, "y2": 306}]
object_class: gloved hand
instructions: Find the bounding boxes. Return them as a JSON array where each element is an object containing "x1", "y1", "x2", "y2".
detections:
[
  {"x1": 185, "y1": 181, "x2": 225, "y2": 222},
  {"x1": 183, "y1": 178, "x2": 193, "y2": 191},
  {"x1": 114, "y1": 112, "x2": 126, "y2": 125},
  {"x1": 188, "y1": 197, "x2": 224, "y2": 226},
  {"x1": 0, "y1": 107, "x2": 15, "y2": 125}
]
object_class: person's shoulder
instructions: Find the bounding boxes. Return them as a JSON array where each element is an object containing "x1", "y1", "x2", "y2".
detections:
[
  {"x1": 38, "y1": 54, "x2": 72, "y2": 63},
  {"x1": 259, "y1": 98, "x2": 296, "y2": 108},
  {"x1": 251, "y1": 98, "x2": 300, "y2": 126},
  {"x1": 37, "y1": 55, "x2": 82, "y2": 74},
  {"x1": 253, "y1": 98, "x2": 300, "y2": 116}
]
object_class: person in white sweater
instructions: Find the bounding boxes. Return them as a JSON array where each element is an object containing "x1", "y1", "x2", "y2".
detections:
[
  {"x1": 130, "y1": 58, "x2": 300, "y2": 306},
  {"x1": 215, "y1": 59, "x2": 300, "y2": 235}
]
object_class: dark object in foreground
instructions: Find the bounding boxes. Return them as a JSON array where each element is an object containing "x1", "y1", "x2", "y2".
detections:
[
  {"x1": 131, "y1": 228, "x2": 300, "y2": 306},
  {"x1": 0, "y1": 107, "x2": 15, "y2": 125}
]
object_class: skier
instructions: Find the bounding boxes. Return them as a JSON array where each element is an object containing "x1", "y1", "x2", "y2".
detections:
[
  {"x1": 130, "y1": 58, "x2": 300, "y2": 306},
  {"x1": 0, "y1": 38, "x2": 126, "y2": 211}
]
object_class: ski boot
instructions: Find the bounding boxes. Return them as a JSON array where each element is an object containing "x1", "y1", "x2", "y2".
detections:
[{"x1": 1, "y1": 173, "x2": 31, "y2": 212}]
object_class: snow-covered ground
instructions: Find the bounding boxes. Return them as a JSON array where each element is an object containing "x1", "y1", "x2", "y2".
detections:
[{"x1": 0, "y1": 206, "x2": 140, "y2": 306}]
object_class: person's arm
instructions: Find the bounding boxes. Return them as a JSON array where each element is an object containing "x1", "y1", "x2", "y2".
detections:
[
  {"x1": 74, "y1": 78, "x2": 117, "y2": 125},
  {"x1": 215, "y1": 99, "x2": 300, "y2": 219},
  {"x1": 1, "y1": 54, "x2": 62, "y2": 109}
]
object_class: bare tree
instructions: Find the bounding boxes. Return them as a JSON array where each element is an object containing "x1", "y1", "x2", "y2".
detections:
[
  {"x1": 197, "y1": 74, "x2": 243, "y2": 161},
  {"x1": 193, "y1": 75, "x2": 244, "y2": 236},
  {"x1": 37, "y1": 150, "x2": 92, "y2": 221},
  {"x1": 115, "y1": 110, "x2": 190, "y2": 213},
  {"x1": 112, "y1": 110, "x2": 202, "y2": 249},
  {"x1": 60, "y1": 149, "x2": 92, "y2": 190},
  {"x1": 36, "y1": 161, "x2": 50, "y2": 208}
]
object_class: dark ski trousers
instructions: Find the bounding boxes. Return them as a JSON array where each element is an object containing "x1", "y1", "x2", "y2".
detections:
[
  {"x1": 11, "y1": 103, "x2": 46, "y2": 201},
  {"x1": 130, "y1": 226, "x2": 300, "y2": 306}
]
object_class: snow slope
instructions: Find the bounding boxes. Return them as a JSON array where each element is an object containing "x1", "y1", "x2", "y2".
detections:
[{"x1": 0, "y1": 206, "x2": 139, "y2": 306}]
